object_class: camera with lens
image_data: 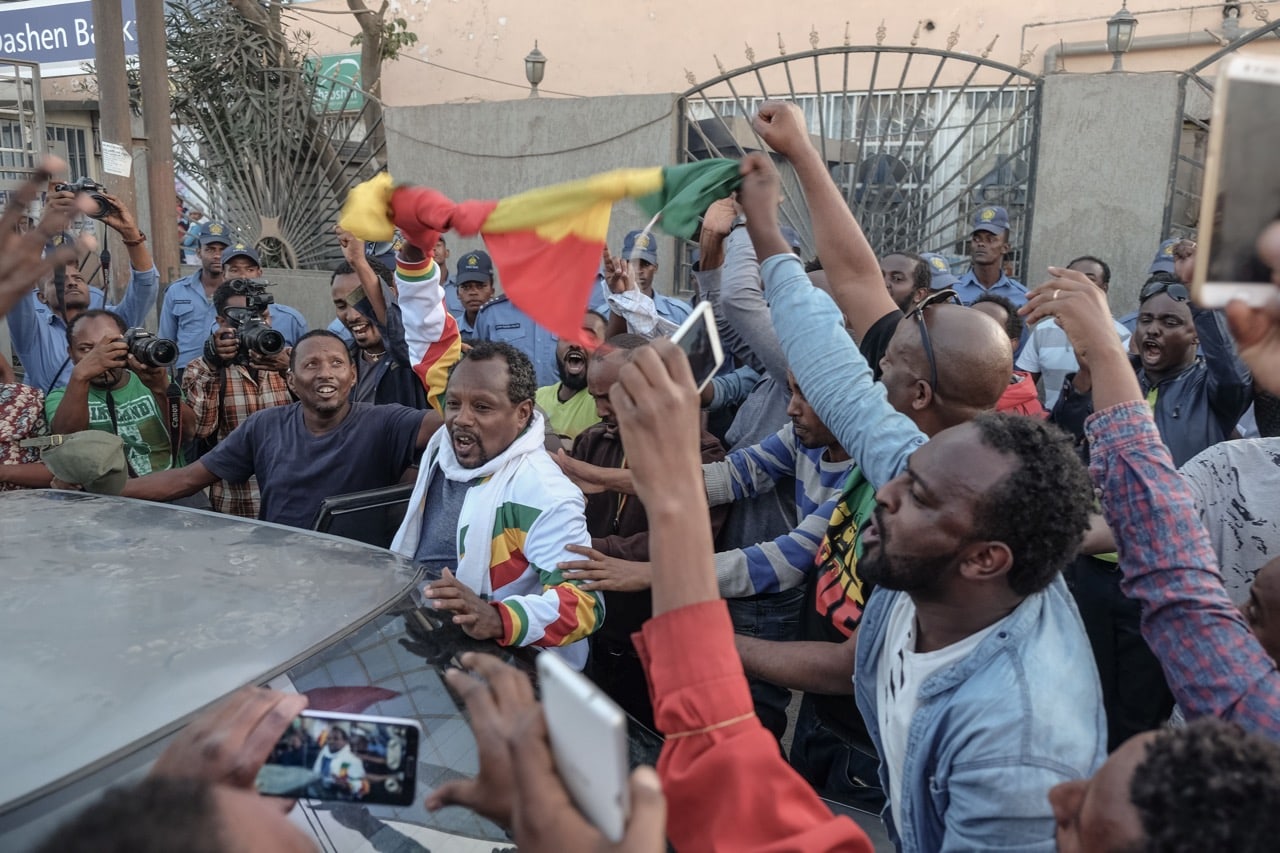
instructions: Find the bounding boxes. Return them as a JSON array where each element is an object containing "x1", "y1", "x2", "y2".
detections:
[
  {"x1": 52, "y1": 177, "x2": 118, "y2": 221},
  {"x1": 222, "y1": 278, "x2": 285, "y2": 363},
  {"x1": 123, "y1": 328, "x2": 178, "y2": 368}
]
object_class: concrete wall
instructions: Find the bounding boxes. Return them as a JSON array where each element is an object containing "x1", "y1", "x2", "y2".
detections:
[
  {"x1": 385, "y1": 93, "x2": 681, "y2": 295},
  {"x1": 1027, "y1": 72, "x2": 1183, "y2": 316}
]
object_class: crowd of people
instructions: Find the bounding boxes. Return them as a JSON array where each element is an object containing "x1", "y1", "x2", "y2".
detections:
[{"x1": 7, "y1": 96, "x2": 1280, "y2": 851}]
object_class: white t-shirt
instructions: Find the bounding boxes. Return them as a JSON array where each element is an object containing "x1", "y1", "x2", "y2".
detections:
[
  {"x1": 1017, "y1": 317, "x2": 1132, "y2": 409},
  {"x1": 877, "y1": 594, "x2": 1009, "y2": 811}
]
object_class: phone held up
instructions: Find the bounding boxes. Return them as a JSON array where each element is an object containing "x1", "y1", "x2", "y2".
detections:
[
  {"x1": 255, "y1": 710, "x2": 421, "y2": 807},
  {"x1": 537, "y1": 651, "x2": 632, "y2": 843},
  {"x1": 669, "y1": 300, "x2": 725, "y2": 393},
  {"x1": 1192, "y1": 54, "x2": 1280, "y2": 307}
]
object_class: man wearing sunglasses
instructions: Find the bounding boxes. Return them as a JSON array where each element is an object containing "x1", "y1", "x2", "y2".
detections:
[{"x1": 1051, "y1": 273, "x2": 1252, "y2": 468}]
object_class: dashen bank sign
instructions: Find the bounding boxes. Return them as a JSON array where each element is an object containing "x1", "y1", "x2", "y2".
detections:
[{"x1": 0, "y1": 0, "x2": 139, "y2": 78}]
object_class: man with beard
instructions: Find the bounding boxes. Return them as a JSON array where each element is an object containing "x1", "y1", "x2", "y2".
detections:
[
  {"x1": 330, "y1": 237, "x2": 427, "y2": 410},
  {"x1": 75, "y1": 331, "x2": 441, "y2": 528},
  {"x1": 47, "y1": 310, "x2": 195, "y2": 475},
  {"x1": 535, "y1": 311, "x2": 607, "y2": 445},
  {"x1": 1051, "y1": 275, "x2": 1252, "y2": 467},
  {"x1": 881, "y1": 251, "x2": 931, "y2": 313},
  {"x1": 8, "y1": 187, "x2": 158, "y2": 392},
  {"x1": 735, "y1": 102, "x2": 1105, "y2": 845},
  {"x1": 160, "y1": 221, "x2": 232, "y2": 375},
  {"x1": 391, "y1": 341, "x2": 603, "y2": 670}
]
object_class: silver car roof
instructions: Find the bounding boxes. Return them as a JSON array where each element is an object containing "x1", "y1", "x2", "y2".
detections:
[{"x1": 0, "y1": 491, "x2": 420, "y2": 813}]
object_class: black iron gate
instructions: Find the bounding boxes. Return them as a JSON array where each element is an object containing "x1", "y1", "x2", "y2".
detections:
[{"x1": 679, "y1": 43, "x2": 1042, "y2": 278}]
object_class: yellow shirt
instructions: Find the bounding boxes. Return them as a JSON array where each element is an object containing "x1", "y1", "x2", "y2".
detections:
[{"x1": 535, "y1": 383, "x2": 600, "y2": 442}]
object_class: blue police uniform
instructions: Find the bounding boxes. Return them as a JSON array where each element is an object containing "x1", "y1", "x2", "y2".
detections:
[
  {"x1": 159, "y1": 271, "x2": 219, "y2": 369},
  {"x1": 954, "y1": 270, "x2": 1028, "y2": 307},
  {"x1": 326, "y1": 317, "x2": 355, "y2": 343},
  {"x1": 473, "y1": 296, "x2": 560, "y2": 386},
  {"x1": 268, "y1": 303, "x2": 308, "y2": 346},
  {"x1": 8, "y1": 266, "x2": 159, "y2": 392},
  {"x1": 441, "y1": 275, "x2": 465, "y2": 320}
]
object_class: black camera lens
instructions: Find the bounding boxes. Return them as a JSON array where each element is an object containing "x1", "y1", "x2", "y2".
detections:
[
  {"x1": 240, "y1": 321, "x2": 285, "y2": 357},
  {"x1": 123, "y1": 328, "x2": 179, "y2": 368}
]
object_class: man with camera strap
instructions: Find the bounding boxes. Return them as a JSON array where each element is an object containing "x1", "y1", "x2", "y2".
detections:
[{"x1": 180, "y1": 279, "x2": 294, "y2": 517}]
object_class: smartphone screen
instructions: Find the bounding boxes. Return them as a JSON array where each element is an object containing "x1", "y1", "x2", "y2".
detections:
[
  {"x1": 1194, "y1": 55, "x2": 1280, "y2": 306},
  {"x1": 255, "y1": 710, "x2": 420, "y2": 806},
  {"x1": 669, "y1": 302, "x2": 724, "y2": 392}
]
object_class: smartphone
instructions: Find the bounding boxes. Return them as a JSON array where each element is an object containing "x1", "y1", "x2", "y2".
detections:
[
  {"x1": 255, "y1": 709, "x2": 420, "y2": 806},
  {"x1": 1192, "y1": 53, "x2": 1280, "y2": 307},
  {"x1": 669, "y1": 299, "x2": 725, "y2": 392},
  {"x1": 537, "y1": 651, "x2": 630, "y2": 843}
]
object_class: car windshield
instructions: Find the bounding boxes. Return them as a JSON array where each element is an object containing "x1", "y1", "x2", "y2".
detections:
[
  {"x1": 0, "y1": 490, "x2": 421, "y2": 815},
  {"x1": 276, "y1": 590, "x2": 663, "y2": 850}
]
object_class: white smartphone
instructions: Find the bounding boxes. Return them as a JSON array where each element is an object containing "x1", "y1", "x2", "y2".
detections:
[
  {"x1": 1192, "y1": 53, "x2": 1280, "y2": 307},
  {"x1": 536, "y1": 651, "x2": 630, "y2": 843},
  {"x1": 669, "y1": 299, "x2": 725, "y2": 392}
]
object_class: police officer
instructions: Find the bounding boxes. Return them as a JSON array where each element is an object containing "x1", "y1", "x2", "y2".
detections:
[
  {"x1": 472, "y1": 258, "x2": 560, "y2": 386},
  {"x1": 618, "y1": 229, "x2": 692, "y2": 326},
  {"x1": 159, "y1": 221, "x2": 232, "y2": 376},
  {"x1": 219, "y1": 243, "x2": 308, "y2": 347},
  {"x1": 453, "y1": 250, "x2": 496, "y2": 342},
  {"x1": 954, "y1": 205, "x2": 1027, "y2": 307}
]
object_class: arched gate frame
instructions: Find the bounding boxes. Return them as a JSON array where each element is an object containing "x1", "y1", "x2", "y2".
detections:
[{"x1": 677, "y1": 45, "x2": 1043, "y2": 283}]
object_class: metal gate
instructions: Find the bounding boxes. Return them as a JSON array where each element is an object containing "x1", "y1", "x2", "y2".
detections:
[
  {"x1": 1163, "y1": 18, "x2": 1280, "y2": 240},
  {"x1": 679, "y1": 43, "x2": 1042, "y2": 278}
]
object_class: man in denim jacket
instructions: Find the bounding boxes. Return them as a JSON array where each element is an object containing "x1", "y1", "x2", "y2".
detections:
[{"x1": 740, "y1": 101, "x2": 1106, "y2": 851}]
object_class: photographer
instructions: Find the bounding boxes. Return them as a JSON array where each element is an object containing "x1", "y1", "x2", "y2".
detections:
[
  {"x1": 47, "y1": 309, "x2": 194, "y2": 476},
  {"x1": 7, "y1": 180, "x2": 158, "y2": 392},
  {"x1": 181, "y1": 280, "x2": 293, "y2": 517}
]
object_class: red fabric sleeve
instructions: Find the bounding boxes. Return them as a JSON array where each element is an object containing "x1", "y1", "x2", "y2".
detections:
[{"x1": 634, "y1": 600, "x2": 873, "y2": 853}]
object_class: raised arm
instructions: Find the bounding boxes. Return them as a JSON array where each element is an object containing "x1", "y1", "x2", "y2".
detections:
[
  {"x1": 751, "y1": 101, "x2": 894, "y2": 339},
  {"x1": 613, "y1": 340, "x2": 872, "y2": 853},
  {"x1": 1026, "y1": 270, "x2": 1280, "y2": 739},
  {"x1": 719, "y1": 226, "x2": 789, "y2": 382},
  {"x1": 1193, "y1": 306, "x2": 1253, "y2": 426},
  {"x1": 738, "y1": 153, "x2": 924, "y2": 489},
  {"x1": 395, "y1": 242, "x2": 461, "y2": 415}
]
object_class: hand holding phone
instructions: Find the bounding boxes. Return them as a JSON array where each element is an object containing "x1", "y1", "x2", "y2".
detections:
[
  {"x1": 537, "y1": 651, "x2": 631, "y2": 842},
  {"x1": 668, "y1": 300, "x2": 725, "y2": 393}
]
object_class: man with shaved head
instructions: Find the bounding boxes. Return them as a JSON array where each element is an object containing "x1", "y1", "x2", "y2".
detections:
[{"x1": 741, "y1": 100, "x2": 1104, "y2": 849}]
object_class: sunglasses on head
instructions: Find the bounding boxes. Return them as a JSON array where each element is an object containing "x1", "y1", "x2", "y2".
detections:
[
  {"x1": 909, "y1": 288, "x2": 961, "y2": 392},
  {"x1": 1139, "y1": 279, "x2": 1190, "y2": 304}
]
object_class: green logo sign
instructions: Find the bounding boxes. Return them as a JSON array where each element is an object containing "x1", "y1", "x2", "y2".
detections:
[{"x1": 305, "y1": 53, "x2": 363, "y2": 112}]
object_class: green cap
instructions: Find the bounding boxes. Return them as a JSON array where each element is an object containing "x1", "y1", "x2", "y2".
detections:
[{"x1": 21, "y1": 432, "x2": 128, "y2": 495}]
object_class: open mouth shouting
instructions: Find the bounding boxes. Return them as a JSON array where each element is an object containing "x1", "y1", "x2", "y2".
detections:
[
  {"x1": 1140, "y1": 338, "x2": 1164, "y2": 366},
  {"x1": 451, "y1": 429, "x2": 485, "y2": 465}
]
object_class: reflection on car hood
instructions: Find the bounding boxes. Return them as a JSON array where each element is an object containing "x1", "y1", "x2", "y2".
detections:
[{"x1": 0, "y1": 491, "x2": 421, "y2": 813}]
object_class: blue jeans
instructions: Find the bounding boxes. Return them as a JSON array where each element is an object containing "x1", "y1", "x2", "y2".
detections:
[
  {"x1": 726, "y1": 586, "x2": 804, "y2": 742},
  {"x1": 789, "y1": 693, "x2": 886, "y2": 812}
]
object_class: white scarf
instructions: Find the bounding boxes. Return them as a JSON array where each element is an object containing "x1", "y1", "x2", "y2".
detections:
[{"x1": 420, "y1": 409, "x2": 548, "y2": 595}]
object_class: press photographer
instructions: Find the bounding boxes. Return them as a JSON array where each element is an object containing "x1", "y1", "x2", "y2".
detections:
[
  {"x1": 6, "y1": 176, "x2": 159, "y2": 392},
  {"x1": 180, "y1": 279, "x2": 293, "y2": 517},
  {"x1": 46, "y1": 309, "x2": 193, "y2": 476}
]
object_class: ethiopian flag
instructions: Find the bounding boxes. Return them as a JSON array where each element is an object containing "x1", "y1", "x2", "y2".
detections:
[{"x1": 339, "y1": 160, "x2": 741, "y2": 347}]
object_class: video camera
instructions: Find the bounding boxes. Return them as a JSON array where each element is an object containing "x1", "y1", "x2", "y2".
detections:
[
  {"x1": 52, "y1": 177, "x2": 118, "y2": 221},
  {"x1": 122, "y1": 328, "x2": 178, "y2": 368},
  {"x1": 222, "y1": 278, "x2": 286, "y2": 363}
]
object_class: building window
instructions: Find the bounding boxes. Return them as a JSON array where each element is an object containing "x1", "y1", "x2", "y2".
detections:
[{"x1": 47, "y1": 125, "x2": 91, "y2": 180}]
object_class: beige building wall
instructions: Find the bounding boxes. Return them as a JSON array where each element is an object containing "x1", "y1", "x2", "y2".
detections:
[{"x1": 286, "y1": 1, "x2": 1280, "y2": 104}]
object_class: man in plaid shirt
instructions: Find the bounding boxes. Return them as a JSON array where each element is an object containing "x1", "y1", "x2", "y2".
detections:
[
  {"x1": 1024, "y1": 269, "x2": 1280, "y2": 741},
  {"x1": 182, "y1": 281, "x2": 293, "y2": 518}
]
